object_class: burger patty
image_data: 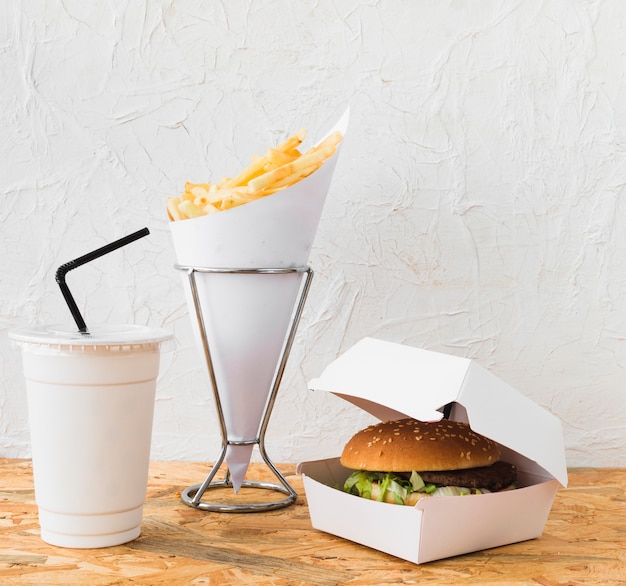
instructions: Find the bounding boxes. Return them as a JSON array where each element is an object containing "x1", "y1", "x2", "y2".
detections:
[{"x1": 419, "y1": 460, "x2": 517, "y2": 491}]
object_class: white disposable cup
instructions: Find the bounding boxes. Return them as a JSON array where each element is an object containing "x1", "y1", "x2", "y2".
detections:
[{"x1": 9, "y1": 324, "x2": 173, "y2": 549}]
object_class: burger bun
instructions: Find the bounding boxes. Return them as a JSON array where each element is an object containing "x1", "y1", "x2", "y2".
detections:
[{"x1": 340, "y1": 418, "x2": 500, "y2": 472}]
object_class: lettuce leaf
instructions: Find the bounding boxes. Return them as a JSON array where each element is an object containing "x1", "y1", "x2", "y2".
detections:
[
  {"x1": 343, "y1": 470, "x2": 434, "y2": 503},
  {"x1": 344, "y1": 470, "x2": 471, "y2": 504},
  {"x1": 343, "y1": 470, "x2": 379, "y2": 500}
]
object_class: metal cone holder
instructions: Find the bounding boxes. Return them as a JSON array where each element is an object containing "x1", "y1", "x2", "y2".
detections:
[{"x1": 176, "y1": 264, "x2": 314, "y2": 512}]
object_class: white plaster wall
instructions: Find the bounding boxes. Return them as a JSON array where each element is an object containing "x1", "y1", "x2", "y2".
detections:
[{"x1": 2, "y1": 0, "x2": 626, "y2": 467}]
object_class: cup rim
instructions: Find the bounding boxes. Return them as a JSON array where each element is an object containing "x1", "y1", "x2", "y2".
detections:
[{"x1": 8, "y1": 324, "x2": 174, "y2": 348}]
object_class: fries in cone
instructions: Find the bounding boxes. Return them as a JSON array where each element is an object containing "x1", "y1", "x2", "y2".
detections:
[{"x1": 169, "y1": 110, "x2": 348, "y2": 496}]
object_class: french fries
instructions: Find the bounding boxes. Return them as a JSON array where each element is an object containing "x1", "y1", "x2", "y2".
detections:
[{"x1": 166, "y1": 128, "x2": 343, "y2": 221}]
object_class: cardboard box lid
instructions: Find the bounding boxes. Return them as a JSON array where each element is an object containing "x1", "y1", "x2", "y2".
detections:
[{"x1": 308, "y1": 337, "x2": 568, "y2": 486}]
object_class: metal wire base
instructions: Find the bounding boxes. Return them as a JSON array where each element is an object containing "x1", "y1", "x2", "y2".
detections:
[
  {"x1": 180, "y1": 442, "x2": 297, "y2": 512},
  {"x1": 175, "y1": 265, "x2": 313, "y2": 513},
  {"x1": 181, "y1": 482, "x2": 296, "y2": 513}
]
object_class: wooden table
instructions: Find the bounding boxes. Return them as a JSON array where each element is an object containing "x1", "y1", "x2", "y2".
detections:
[{"x1": 0, "y1": 459, "x2": 624, "y2": 585}]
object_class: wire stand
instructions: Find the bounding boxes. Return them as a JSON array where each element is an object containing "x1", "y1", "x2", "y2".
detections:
[{"x1": 175, "y1": 265, "x2": 314, "y2": 512}]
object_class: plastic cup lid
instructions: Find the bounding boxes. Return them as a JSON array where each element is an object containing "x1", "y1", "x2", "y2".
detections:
[{"x1": 9, "y1": 324, "x2": 173, "y2": 349}]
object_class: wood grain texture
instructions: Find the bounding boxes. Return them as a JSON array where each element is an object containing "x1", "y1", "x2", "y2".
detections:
[{"x1": 0, "y1": 460, "x2": 624, "y2": 585}]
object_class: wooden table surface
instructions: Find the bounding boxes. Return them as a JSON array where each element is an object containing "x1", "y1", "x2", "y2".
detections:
[{"x1": 0, "y1": 459, "x2": 624, "y2": 585}]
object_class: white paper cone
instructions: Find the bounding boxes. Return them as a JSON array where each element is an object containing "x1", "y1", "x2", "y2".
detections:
[
  {"x1": 170, "y1": 109, "x2": 349, "y2": 492},
  {"x1": 184, "y1": 270, "x2": 304, "y2": 492}
]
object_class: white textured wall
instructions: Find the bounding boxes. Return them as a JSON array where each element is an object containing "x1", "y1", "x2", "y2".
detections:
[{"x1": 2, "y1": 1, "x2": 626, "y2": 467}]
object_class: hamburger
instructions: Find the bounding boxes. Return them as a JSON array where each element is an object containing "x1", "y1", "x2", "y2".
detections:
[{"x1": 341, "y1": 418, "x2": 517, "y2": 505}]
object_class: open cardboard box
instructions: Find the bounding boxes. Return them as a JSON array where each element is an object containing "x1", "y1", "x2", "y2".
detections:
[{"x1": 298, "y1": 337, "x2": 568, "y2": 564}]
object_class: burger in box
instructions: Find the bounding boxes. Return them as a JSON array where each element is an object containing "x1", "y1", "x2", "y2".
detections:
[{"x1": 298, "y1": 337, "x2": 567, "y2": 564}]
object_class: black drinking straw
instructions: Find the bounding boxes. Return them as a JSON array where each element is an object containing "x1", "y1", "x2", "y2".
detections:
[{"x1": 55, "y1": 227, "x2": 150, "y2": 334}]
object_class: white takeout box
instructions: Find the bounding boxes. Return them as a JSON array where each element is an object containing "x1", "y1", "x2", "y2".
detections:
[{"x1": 298, "y1": 337, "x2": 568, "y2": 564}]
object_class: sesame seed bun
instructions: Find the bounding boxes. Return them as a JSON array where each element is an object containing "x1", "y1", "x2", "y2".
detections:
[{"x1": 340, "y1": 418, "x2": 501, "y2": 472}]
